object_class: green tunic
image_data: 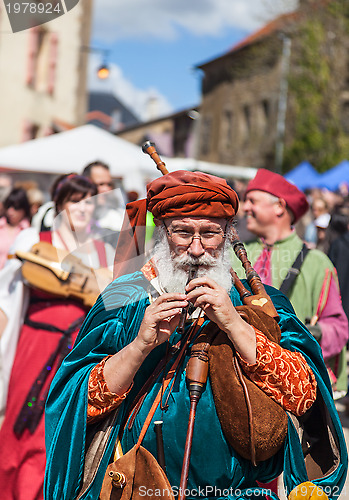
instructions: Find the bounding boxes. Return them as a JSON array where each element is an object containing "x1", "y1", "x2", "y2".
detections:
[{"x1": 231, "y1": 232, "x2": 348, "y2": 393}]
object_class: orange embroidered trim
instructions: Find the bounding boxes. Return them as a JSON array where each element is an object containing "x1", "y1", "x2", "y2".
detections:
[
  {"x1": 87, "y1": 355, "x2": 133, "y2": 424},
  {"x1": 239, "y1": 329, "x2": 317, "y2": 416},
  {"x1": 141, "y1": 259, "x2": 157, "y2": 281}
]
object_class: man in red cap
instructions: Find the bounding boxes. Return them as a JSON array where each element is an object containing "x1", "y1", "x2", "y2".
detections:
[
  {"x1": 233, "y1": 168, "x2": 348, "y2": 400},
  {"x1": 45, "y1": 171, "x2": 346, "y2": 500}
]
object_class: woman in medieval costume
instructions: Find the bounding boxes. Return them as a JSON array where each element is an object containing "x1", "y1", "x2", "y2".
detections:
[{"x1": 0, "y1": 174, "x2": 114, "y2": 500}]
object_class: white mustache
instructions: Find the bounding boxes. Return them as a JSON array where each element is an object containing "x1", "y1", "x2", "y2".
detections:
[{"x1": 173, "y1": 253, "x2": 216, "y2": 269}]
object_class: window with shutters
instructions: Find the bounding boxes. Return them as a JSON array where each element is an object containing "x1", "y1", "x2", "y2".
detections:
[
  {"x1": 199, "y1": 116, "x2": 212, "y2": 156},
  {"x1": 221, "y1": 109, "x2": 234, "y2": 151},
  {"x1": 26, "y1": 27, "x2": 58, "y2": 95},
  {"x1": 22, "y1": 120, "x2": 40, "y2": 142}
]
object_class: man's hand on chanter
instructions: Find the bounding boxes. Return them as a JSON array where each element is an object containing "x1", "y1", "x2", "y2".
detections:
[
  {"x1": 104, "y1": 293, "x2": 187, "y2": 395},
  {"x1": 185, "y1": 277, "x2": 257, "y2": 364},
  {"x1": 136, "y1": 293, "x2": 188, "y2": 353}
]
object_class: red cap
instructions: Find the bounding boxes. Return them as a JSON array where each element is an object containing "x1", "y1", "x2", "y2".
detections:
[{"x1": 246, "y1": 169, "x2": 309, "y2": 223}]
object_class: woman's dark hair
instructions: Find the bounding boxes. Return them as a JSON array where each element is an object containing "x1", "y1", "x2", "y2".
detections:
[
  {"x1": 328, "y1": 211, "x2": 349, "y2": 236},
  {"x1": 323, "y1": 201, "x2": 349, "y2": 254},
  {"x1": 52, "y1": 174, "x2": 97, "y2": 214},
  {"x1": 4, "y1": 187, "x2": 31, "y2": 221}
]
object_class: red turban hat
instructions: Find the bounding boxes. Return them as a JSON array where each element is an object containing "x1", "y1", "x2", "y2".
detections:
[
  {"x1": 246, "y1": 169, "x2": 309, "y2": 223},
  {"x1": 113, "y1": 170, "x2": 239, "y2": 278}
]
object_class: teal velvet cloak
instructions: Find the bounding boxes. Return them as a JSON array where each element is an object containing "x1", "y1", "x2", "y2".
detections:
[{"x1": 44, "y1": 272, "x2": 348, "y2": 500}]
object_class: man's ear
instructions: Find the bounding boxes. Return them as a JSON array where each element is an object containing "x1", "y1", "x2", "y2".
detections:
[{"x1": 275, "y1": 198, "x2": 288, "y2": 218}]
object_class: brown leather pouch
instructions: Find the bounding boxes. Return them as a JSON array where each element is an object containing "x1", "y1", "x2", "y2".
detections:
[
  {"x1": 99, "y1": 445, "x2": 174, "y2": 500},
  {"x1": 208, "y1": 305, "x2": 288, "y2": 463}
]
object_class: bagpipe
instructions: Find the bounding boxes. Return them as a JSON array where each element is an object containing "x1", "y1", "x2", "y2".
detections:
[{"x1": 141, "y1": 141, "x2": 287, "y2": 474}]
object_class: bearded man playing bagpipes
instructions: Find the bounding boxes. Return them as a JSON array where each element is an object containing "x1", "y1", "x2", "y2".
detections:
[{"x1": 44, "y1": 151, "x2": 347, "y2": 500}]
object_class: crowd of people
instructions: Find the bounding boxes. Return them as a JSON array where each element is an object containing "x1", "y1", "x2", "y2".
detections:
[
  {"x1": 0, "y1": 163, "x2": 125, "y2": 498},
  {"x1": 0, "y1": 165, "x2": 348, "y2": 499}
]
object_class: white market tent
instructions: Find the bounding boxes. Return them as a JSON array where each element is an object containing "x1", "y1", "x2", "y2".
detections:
[
  {"x1": 166, "y1": 157, "x2": 257, "y2": 181},
  {"x1": 0, "y1": 125, "x2": 257, "y2": 195}
]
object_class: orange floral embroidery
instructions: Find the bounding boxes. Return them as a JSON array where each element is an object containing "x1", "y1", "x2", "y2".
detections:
[
  {"x1": 238, "y1": 329, "x2": 317, "y2": 416},
  {"x1": 87, "y1": 356, "x2": 132, "y2": 424},
  {"x1": 141, "y1": 260, "x2": 157, "y2": 281}
]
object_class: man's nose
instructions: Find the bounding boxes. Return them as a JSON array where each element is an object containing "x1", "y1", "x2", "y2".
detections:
[
  {"x1": 187, "y1": 237, "x2": 205, "y2": 257},
  {"x1": 243, "y1": 200, "x2": 251, "y2": 213}
]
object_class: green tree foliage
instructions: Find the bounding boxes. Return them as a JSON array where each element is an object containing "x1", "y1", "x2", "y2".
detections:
[{"x1": 283, "y1": 1, "x2": 349, "y2": 173}]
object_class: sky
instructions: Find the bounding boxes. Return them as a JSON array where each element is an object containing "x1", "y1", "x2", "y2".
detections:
[{"x1": 88, "y1": 0, "x2": 298, "y2": 121}]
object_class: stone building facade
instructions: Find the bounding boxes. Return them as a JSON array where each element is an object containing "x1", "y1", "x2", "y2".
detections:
[
  {"x1": 0, "y1": 0, "x2": 93, "y2": 148},
  {"x1": 195, "y1": 1, "x2": 349, "y2": 172},
  {"x1": 196, "y1": 29, "x2": 287, "y2": 169},
  {"x1": 116, "y1": 107, "x2": 200, "y2": 159}
]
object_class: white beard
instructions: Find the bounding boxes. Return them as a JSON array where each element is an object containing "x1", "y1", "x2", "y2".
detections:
[{"x1": 152, "y1": 227, "x2": 233, "y2": 294}]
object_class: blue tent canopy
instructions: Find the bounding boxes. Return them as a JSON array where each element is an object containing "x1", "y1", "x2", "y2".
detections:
[
  {"x1": 284, "y1": 161, "x2": 320, "y2": 190},
  {"x1": 315, "y1": 160, "x2": 349, "y2": 191}
]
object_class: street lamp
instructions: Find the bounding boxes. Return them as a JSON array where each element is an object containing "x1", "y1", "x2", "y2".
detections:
[
  {"x1": 97, "y1": 64, "x2": 110, "y2": 79},
  {"x1": 81, "y1": 46, "x2": 111, "y2": 79},
  {"x1": 187, "y1": 109, "x2": 201, "y2": 161}
]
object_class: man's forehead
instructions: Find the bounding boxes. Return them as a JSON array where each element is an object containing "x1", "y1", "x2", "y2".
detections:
[
  {"x1": 91, "y1": 166, "x2": 112, "y2": 179},
  {"x1": 166, "y1": 216, "x2": 227, "y2": 227},
  {"x1": 245, "y1": 190, "x2": 278, "y2": 202}
]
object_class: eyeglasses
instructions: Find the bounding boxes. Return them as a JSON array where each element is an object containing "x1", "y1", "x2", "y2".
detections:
[{"x1": 165, "y1": 225, "x2": 226, "y2": 248}]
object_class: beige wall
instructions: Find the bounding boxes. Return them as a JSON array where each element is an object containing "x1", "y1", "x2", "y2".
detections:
[{"x1": 0, "y1": 0, "x2": 92, "y2": 147}]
